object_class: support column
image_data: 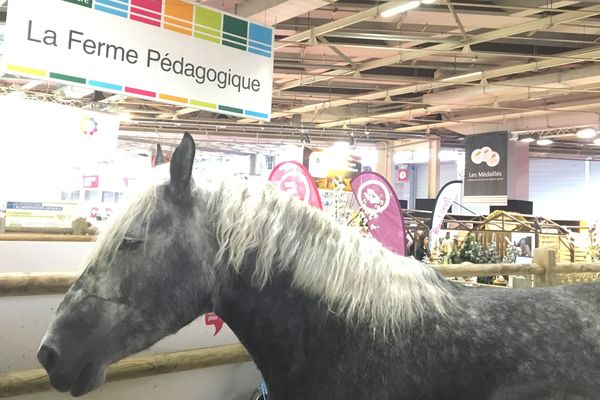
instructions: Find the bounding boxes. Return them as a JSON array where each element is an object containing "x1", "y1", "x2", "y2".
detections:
[
  {"x1": 374, "y1": 141, "x2": 393, "y2": 182},
  {"x1": 507, "y1": 141, "x2": 529, "y2": 200},
  {"x1": 249, "y1": 154, "x2": 258, "y2": 176},
  {"x1": 428, "y1": 137, "x2": 440, "y2": 198}
]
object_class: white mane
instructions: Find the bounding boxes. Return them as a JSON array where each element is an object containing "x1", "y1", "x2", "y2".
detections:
[{"x1": 208, "y1": 180, "x2": 457, "y2": 336}]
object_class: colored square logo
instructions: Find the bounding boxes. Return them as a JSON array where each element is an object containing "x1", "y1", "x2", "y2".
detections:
[{"x1": 64, "y1": 0, "x2": 93, "y2": 8}]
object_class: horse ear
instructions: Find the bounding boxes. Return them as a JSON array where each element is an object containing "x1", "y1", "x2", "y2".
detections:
[{"x1": 168, "y1": 132, "x2": 195, "y2": 201}]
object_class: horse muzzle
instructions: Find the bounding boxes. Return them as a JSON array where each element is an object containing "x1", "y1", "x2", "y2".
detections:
[{"x1": 37, "y1": 340, "x2": 107, "y2": 396}]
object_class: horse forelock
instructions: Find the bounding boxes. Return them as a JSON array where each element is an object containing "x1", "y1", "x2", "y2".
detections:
[
  {"x1": 209, "y1": 179, "x2": 457, "y2": 337},
  {"x1": 85, "y1": 185, "x2": 161, "y2": 270}
]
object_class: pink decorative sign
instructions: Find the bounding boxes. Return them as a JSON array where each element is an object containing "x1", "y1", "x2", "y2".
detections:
[
  {"x1": 268, "y1": 161, "x2": 323, "y2": 209},
  {"x1": 351, "y1": 172, "x2": 406, "y2": 256}
]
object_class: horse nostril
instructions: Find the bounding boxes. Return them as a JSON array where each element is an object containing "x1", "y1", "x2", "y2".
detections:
[{"x1": 37, "y1": 344, "x2": 60, "y2": 372}]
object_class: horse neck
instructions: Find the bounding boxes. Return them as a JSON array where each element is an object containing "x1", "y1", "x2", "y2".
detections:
[
  {"x1": 213, "y1": 257, "x2": 354, "y2": 399},
  {"x1": 207, "y1": 182, "x2": 455, "y2": 339}
]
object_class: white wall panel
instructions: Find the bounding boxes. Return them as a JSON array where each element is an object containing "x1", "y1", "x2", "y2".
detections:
[{"x1": 529, "y1": 159, "x2": 587, "y2": 220}]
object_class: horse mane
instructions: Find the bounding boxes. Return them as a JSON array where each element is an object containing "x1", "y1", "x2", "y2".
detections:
[{"x1": 209, "y1": 180, "x2": 457, "y2": 337}]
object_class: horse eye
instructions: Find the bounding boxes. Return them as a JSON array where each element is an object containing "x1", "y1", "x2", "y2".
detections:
[{"x1": 118, "y1": 237, "x2": 143, "y2": 251}]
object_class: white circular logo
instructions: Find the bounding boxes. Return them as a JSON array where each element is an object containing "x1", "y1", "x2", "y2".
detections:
[
  {"x1": 277, "y1": 170, "x2": 311, "y2": 203},
  {"x1": 357, "y1": 179, "x2": 390, "y2": 213}
]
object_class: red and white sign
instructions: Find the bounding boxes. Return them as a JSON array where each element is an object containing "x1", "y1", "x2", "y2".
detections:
[
  {"x1": 269, "y1": 161, "x2": 323, "y2": 209},
  {"x1": 396, "y1": 168, "x2": 409, "y2": 183},
  {"x1": 82, "y1": 175, "x2": 99, "y2": 188},
  {"x1": 204, "y1": 312, "x2": 225, "y2": 336}
]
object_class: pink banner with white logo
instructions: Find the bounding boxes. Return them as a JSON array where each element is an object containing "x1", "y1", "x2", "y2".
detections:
[
  {"x1": 269, "y1": 161, "x2": 323, "y2": 209},
  {"x1": 350, "y1": 172, "x2": 406, "y2": 256}
]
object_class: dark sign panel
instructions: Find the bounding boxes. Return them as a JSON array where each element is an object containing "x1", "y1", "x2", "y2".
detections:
[{"x1": 464, "y1": 132, "x2": 508, "y2": 205}]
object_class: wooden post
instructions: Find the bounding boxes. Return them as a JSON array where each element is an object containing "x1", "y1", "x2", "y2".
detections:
[
  {"x1": 71, "y1": 218, "x2": 87, "y2": 236},
  {"x1": 533, "y1": 247, "x2": 558, "y2": 287}
]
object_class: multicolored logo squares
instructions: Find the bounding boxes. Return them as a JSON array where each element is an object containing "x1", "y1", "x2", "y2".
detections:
[
  {"x1": 164, "y1": 0, "x2": 194, "y2": 36},
  {"x1": 64, "y1": 0, "x2": 273, "y2": 58},
  {"x1": 95, "y1": 0, "x2": 129, "y2": 18}
]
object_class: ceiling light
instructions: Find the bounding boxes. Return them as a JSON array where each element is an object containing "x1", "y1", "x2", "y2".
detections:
[
  {"x1": 519, "y1": 134, "x2": 536, "y2": 143},
  {"x1": 60, "y1": 85, "x2": 94, "y2": 99},
  {"x1": 380, "y1": 1, "x2": 421, "y2": 18},
  {"x1": 576, "y1": 128, "x2": 597, "y2": 139},
  {"x1": 593, "y1": 138, "x2": 600, "y2": 146},
  {"x1": 441, "y1": 71, "x2": 482, "y2": 83},
  {"x1": 537, "y1": 138, "x2": 553, "y2": 146}
]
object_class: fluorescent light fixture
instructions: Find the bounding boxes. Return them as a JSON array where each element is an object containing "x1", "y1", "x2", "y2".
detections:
[
  {"x1": 380, "y1": 1, "x2": 421, "y2": 18},
  {"x1": 593, "y1": 138, "x2": 600, "y2": 146},
  {"x1": 441, "y1": 71, "x2": 482, "y2": 83},
  {"x1": 519, "y1": 134, "x2": 536, "y2": 143},
  {"x1": 21, "y1": 80, "x2": 44, "y2": 90},
  {"x1": 60, "y1": 85, "x2": 94, "y2": 99},
  {"x1": 576, "y1": 128, "x2": 597, "y2": 139},
  {"x1": 536, "y1": 138, "x2": 553, "y2": 146}
]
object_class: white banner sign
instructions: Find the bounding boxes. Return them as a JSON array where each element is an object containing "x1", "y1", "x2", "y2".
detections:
[
  {"x1": 2, "y1": 0, "x2": 273, "y2": 121},
  {"x1": 430, "y1": 181, "x2": 462, "y2": 246}
]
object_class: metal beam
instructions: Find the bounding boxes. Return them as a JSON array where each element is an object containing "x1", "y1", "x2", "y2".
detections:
[
  {"x1": 394, "y1": 96, "x2": 600, "y2": 134},
  {"x1": 445, "y1": 0, "x2": 468, "y2": 44},
  {"x1": 237, "y1": 0, "x2": 337, "y2": 27},
  {"x1": 277, "y1": 3, "x2": 600, "y2": 93},
  {"x1": 274, "y1": 0, "x2": 421, "y2": 50},
  {"x1": 271, "y1": 44, "x2": 600, "y2": 126},
  {"x1": 313, "y1": 44, "x2": 600, "y2": 127},
  {"x1": 317, "y1": 36, "x2": 360, "y2": 70}
]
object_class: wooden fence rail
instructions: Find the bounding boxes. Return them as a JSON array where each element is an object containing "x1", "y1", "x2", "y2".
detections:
[
  {"x1": 2, "y1": 248, "x2": 600, "y2": 297},
  {"x1": 0, "y1": 217, "x2": 91, "y2": 236},
  {"x1": 0, "y1": 272, "x2": 79, "y2": 296},
  {"x1": 0, "y1": 234, "x2": 94, "y2": 242},
  {"x1": 434, "y1": 263, "x2": 544, "y2": 277},
  {"x1": 0, "y1": 344, "x2": 252, "y2": 398}
]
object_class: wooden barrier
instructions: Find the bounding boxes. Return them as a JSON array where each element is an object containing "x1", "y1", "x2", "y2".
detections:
[
  {"x1": 434, "y1": 263, "x2": 544, "y2": 278},
  {"x1": 0, "y1": 217, "x2": 91, "y2": 237},
  {"x1": 554, "y1": 262, "x2": 600, "y2": 274},
  {"x1": 0, "y1": 272, "x2": 79, "y2": 296},
  {"x1": 0, "y1": 344, "x2": 252, "y2": 398},
  {"x1": 0, "y1": 234, "x2": 94, "y2": 242},
  {"x1": 2, "y1": 247, "x2": 598, "y2": 296}
]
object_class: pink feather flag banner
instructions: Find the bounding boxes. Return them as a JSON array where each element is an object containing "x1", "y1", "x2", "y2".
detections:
[
  {"x1": 268, "y1": 161, "x2": 323, "y2": 209},
  {"x1": 350, "y1": 171, "x2": 406, "y2": 256}
]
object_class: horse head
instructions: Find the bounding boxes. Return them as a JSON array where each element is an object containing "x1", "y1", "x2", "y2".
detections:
[{"x1": 37, "y1": 133, "x2": 215, "y2": 396}]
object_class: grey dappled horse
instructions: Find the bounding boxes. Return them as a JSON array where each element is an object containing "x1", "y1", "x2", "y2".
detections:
[{"x1": 38, "y1": 133, "x2": 600, "y2": 399}]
